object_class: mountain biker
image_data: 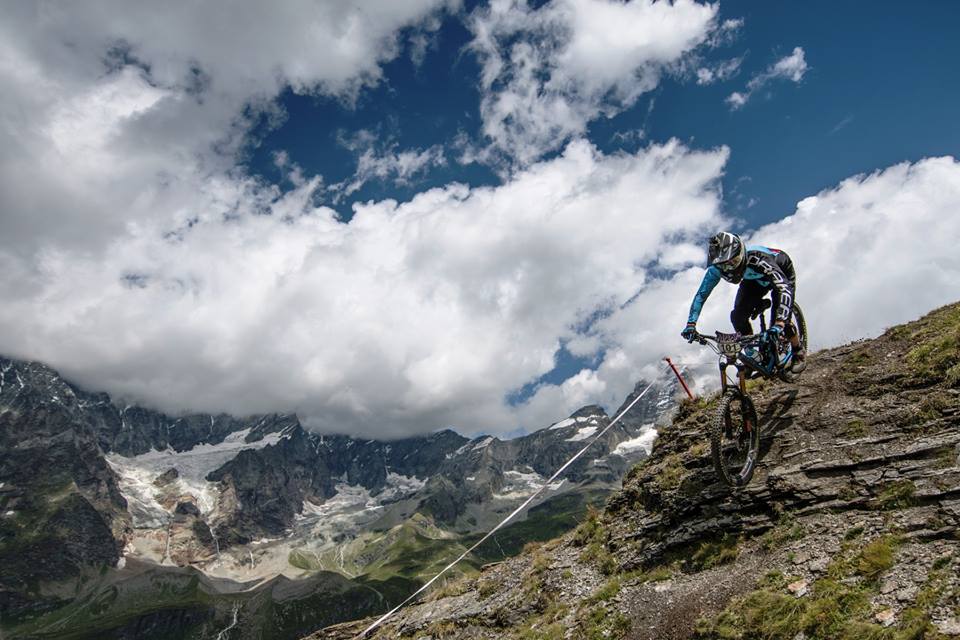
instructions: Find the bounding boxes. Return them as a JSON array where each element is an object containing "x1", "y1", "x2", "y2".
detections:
[{"x1": 681, "y1": 231, "x2": 805, "y2": 372}]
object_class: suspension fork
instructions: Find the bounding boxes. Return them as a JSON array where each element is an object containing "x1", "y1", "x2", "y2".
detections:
[
  {"x1": 718, "y1": 360, "x2": 748, "y2": 395},
  {"x1": 718, "y1": 363, "x2": 750, "y2": 439},
  {"x1": 721, "y1": 362, "x2": 753, "y2": 435}
]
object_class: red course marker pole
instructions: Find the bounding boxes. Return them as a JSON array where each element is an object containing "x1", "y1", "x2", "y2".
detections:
[{"x1": 664, "y1": 356, "x2": 694, "y2": 400}]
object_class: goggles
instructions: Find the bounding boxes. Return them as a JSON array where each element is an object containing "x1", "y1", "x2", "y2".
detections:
[{"x1": 717, "y1": 255, "x2": 742, "y2": 273}]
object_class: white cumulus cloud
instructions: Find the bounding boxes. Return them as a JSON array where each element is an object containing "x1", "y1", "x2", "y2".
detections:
[
  {"x1": 0, "y1": 137, "x2": 728, "y2": 438},
  {"x1": 0, "y1": 0, "x2": 457, "y2": 255},
  {"x1": 467, "y1": 0, "x2": 719, "y2": 166}
]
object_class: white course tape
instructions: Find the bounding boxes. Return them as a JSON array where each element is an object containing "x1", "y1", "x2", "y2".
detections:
[{"x1": 356, "y1": 377, "x2": 660, "y2": 638}]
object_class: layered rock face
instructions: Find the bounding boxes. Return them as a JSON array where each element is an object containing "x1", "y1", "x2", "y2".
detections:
[{"x1": 313, "y1": 302, "x2": 960, "y2": 640}]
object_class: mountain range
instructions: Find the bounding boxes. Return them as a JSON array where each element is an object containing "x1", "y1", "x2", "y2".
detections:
[{"x1": 0, "y1": 354, "x2": 682, "y2": 639}]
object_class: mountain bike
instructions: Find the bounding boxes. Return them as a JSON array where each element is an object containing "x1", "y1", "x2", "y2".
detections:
[{"x1": 690, "y1": 302, "x2": 807, "y2": 487}]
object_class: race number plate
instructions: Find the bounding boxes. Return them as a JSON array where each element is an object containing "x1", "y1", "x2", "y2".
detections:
[{"x1": 715, "y1": 332, "x2": 742, "y2": 356}]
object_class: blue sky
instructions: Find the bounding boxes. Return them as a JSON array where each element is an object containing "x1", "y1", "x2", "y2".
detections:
[
  {"x1": 2, "y1": 1, "x2": 959, "y2": 438},
  {"x1": 244, "y1": 3, "x2": 496, "y2": 207},
  {"x1": 247, "y1": 0, "x2": 960, "y2": 229}
]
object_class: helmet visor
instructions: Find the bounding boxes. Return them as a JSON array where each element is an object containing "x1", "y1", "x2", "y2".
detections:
[{"x1": 717, "y1": 252, "x2": 743, "y2": 273}]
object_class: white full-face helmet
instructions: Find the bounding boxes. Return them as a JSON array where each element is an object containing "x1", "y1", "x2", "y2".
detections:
[{"x1": 708, "y1": 231, "x2": 746, "y2": 283}]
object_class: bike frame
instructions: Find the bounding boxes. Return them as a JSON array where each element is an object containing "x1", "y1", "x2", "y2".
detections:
[{"x1": 695, "y1": 332, "x2": 766, "y2": 393}]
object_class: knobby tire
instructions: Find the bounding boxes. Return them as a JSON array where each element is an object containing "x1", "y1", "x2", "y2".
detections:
[{"x1": 711, "y1": 389, "x2": 760, "y2": 488}]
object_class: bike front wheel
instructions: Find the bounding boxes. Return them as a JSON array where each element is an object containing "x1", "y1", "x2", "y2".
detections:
[{"x1": 711, "y1": 389, "x2": 760, "y2": 488}]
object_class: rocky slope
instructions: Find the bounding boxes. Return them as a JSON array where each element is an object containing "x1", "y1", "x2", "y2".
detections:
[
  {"x1": 312, "y1": 302, "x2": 960, "y2": 640},
  {"x1": 0, "y1": 352, "x2": 680, "y2": 638}
]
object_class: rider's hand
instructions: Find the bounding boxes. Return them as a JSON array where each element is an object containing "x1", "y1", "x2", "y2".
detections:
[{"x1": 681, "y1": 322, "x2": 697, "y2": 342}]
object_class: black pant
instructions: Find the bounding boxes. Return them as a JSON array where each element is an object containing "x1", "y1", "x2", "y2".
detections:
[{"x1": 731, "y1": 253, "x2": 796, "y2": 335}]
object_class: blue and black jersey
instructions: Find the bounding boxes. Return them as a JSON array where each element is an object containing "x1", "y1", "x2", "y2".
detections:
[{"x1": 687, "y1": 246, "x2": 796, "y2": 325}]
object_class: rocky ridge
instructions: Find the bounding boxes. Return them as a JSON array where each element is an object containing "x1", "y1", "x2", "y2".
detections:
[{"x1": 312, "y1": 302, "x2": 960, "y2": 640}]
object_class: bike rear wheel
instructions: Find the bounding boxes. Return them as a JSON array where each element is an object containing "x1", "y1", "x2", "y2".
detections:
[
  {"x1": 711, "y1": 389, "x2": 760, "y2": 487},
  {"x1": 780, "y1": 302, "x2": 808, "y2": 382}
]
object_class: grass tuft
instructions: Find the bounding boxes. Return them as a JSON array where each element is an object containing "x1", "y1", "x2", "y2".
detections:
[
  {"x1": 690, "y1": 534, "x2": 739, "y2": 571},
  {"x1": 875, "y1": 480, "x2": 917, "y2": 510},
  {"x1": 580, "y1": 607, "x2": 632, "y2": 640},
  {"x1": 621, "y1": 564, "x2": 675, "y2": 584},
  {"x1": 573, "y1": 507, "x2": 604, "y2": 547},
  {"x1": 844, "y1": 419, "x2": 869, "y2": 437},
  {"x1": 674, "y1": 394, "x2": 719, "y2": 422},
  {"x1": 905, "y1": 304, "x2": 960, "y2": 385},
  {"x1": 658, "y1": 453, "x2": 686, "y2": 492},
  {"x1": 843, "y1": 525, "x2": 865, "y2": 541},
  {"x1": 477, "y1": 576, "x2": 499, "y2": 600},
  {"x1": 854, "y1": 536, "x2": 899, "y2": 583},
  {"x1": 588, "y1": 577, "x2": 621, "y2": 604},
  {"x1": 758, "y1": 520, "x2": 805, "y2": 552},
  {"x1": 580, "y1": 541, "x2": 617, "y2": 575}
]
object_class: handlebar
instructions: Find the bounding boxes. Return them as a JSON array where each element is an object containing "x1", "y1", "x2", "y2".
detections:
[
  {"x1": 688, "y1": 330, "x2": 764, "y2": 345},
  {"x1": 687, "y1": 330, "x2": 765, "y2": 359},
  {"x1": 690, "y1": 331, "x2": 716, "y2": 345}
]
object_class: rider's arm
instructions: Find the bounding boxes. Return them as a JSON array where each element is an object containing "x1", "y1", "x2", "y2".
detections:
[
  {"x1": 752, "y1": 256, "x2": 794, "y2": 323},
  {"x1": 687, "y1": 266, "x2": 722, "y2": 324}
]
